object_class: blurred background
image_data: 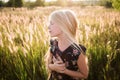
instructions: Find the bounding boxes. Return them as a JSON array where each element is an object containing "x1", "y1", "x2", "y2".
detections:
[
  {"x1": 0, "y1": 0, "x2": 120, "y2": 80},
  {"x1": 0, "y1": 0, "x2": 120, "y2": 8}
]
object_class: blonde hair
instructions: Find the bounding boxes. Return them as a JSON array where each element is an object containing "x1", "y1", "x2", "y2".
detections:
[
  {"x1": 45, "y1": 10, "x2": 83, "y2": 79},
  {"x1": 49, "y1": 9, "x2": 78, "y2": 43}
]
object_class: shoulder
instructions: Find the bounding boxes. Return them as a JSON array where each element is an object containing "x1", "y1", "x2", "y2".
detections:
[
  {"x1": 79, "y1": 44, "x2": 86, "y2": 53},
  {"x1": 70, "y1": 43, "x2": 86, "y2": 60},
  {"x1": 72, "y1": 43, "x2": 86, "y2": 54}
]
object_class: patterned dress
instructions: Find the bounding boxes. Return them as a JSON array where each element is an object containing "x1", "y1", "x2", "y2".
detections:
[{"x1": 49, "y1": 39, "x2": 86, "y2": 80}]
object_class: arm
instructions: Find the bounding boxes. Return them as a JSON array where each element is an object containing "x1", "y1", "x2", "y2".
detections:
[
  {"x1": 48, "y1": 56, "x2": 66, "y2": 73},
  {"x1": 63, "y1": 53, "x2": 89, "y2": 79}
]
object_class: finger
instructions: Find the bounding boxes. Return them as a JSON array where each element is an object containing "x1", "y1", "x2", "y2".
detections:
[
  {"x1": 55, "y1": 60, "x2": 63, "y2": 64},
  {"x1": 59, "y1": 63, "x2": 65, "y2": 67},
  {"x1": 53, "y1": 57, "x2": 57, "y2": 63}
]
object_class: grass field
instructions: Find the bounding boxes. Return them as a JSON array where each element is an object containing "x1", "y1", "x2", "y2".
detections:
[{"x1": 0, "y1": 6, "x2": 120, "y2": 80}]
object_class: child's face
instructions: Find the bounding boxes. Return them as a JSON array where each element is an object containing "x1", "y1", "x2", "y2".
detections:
[{"x1": 48, "y1": 20, "x2": 62, "y2": 37}]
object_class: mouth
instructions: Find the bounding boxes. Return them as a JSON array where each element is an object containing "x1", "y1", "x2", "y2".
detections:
[{"x1": 49, "y1": 31, "x2": 51, "y2": 33}]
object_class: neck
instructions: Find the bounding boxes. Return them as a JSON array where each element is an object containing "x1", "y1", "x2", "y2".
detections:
[{"x1": 57, "y1": 34, "x2": 72, "y2": 52}]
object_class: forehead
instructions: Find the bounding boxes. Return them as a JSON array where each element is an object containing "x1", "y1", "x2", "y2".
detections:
[
  {"x1": 49, "y1": 19, "x2": 55, "y2": 24},
  {"x1": 49, "y1": 18, "x2": 57, "y2": 24}
]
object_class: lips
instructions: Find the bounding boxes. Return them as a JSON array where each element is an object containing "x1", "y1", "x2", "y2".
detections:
[{"x1": 49, "y1": 31, "x2": 51, "y2": 33}]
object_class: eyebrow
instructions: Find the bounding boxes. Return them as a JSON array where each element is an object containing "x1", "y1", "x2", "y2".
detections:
[{"x1": 50, "y1": 21, "x2": 54, "y2": 24}]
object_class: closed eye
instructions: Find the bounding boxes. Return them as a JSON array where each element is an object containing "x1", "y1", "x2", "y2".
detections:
[{"x1": 50, "y1": 21, "x2": 54, "y2": 25}]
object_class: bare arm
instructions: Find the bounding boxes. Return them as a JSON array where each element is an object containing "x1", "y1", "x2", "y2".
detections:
[{"x1": 63, "y1": 53, "x2": 89, "y2": 79}]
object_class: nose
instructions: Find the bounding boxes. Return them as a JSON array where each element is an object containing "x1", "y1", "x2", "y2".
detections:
[{"x1": 48, "y1": 25, "x2": 50, "y2": 30}]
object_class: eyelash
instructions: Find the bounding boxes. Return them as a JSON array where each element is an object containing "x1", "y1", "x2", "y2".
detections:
[{"x1": 50, "y1": 22, "x2": 54, "y2": 25}]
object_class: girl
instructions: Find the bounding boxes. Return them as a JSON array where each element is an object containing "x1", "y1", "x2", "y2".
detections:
[{"x1": 45, "y1": 10, "x2": 89, "y2": 80}]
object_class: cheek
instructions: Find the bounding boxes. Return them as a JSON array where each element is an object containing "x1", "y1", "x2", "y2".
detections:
[
  {"x1": 57, "y1": 28, "x2": 62, "y2": 34},
  {"x1": 51, "y1": 25, "x2": 62, "y2": 36},
  {"x1": 54, "y1": 26, "x2": 62, "y2": 33}
]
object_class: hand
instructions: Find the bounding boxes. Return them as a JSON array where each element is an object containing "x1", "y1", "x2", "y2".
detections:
[
  {"x1": 52, "y1": 56, "x2": 66, "y2": 73},
  {"x1": 52, "y1": 54, "x2": 63, "y2": 63}
]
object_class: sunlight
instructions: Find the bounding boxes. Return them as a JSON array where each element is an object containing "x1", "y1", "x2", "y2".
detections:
[
  {"x1": 25, "y1": 0, "x2": 36, "y2": 2},
  {"x1": 3, "y1": 0, "x2": 89, "y2": 2},
  {"x1": 3, "y1": 0, "x2": 9, "y2": 2},
  {"x1": 45, "y1": 0, "x2": 57, "y2": 2}
]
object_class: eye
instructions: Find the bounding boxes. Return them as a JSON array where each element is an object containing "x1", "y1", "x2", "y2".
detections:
[{"x1": 50, "y1": 21, "x2": 54, "y2": 25}]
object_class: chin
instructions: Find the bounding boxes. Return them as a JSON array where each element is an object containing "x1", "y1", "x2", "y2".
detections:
[
  {"x1": 50, "y1": 34, "x2": 57, "y2": 37},
  {"x1": 51, "y1": 35, "x2": 56, "y2": 37}
]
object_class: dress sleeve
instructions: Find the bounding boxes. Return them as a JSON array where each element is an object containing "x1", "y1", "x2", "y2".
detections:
[
  {"x1": 73, "y1": 44, "x2": 86, "y2": 60},
  {"x1": 79, "y1": 44, "x2": 86, "y2": 53}
]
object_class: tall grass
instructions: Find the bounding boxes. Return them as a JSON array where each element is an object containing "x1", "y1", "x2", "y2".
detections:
[
  {"x1": 0, "y1": 7, "x2": 50, "y2": 80},
  {"x1": 77, "y1": 6, "x2": 120, "y2": 80},
  {"x1": 0, "y1": 6, "x2": 120, "y2": 80}
]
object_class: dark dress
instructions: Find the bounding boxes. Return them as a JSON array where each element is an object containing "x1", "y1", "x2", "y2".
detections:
[{"x1": 49, "y1": 39, "x2": 86, "y2": 80}]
